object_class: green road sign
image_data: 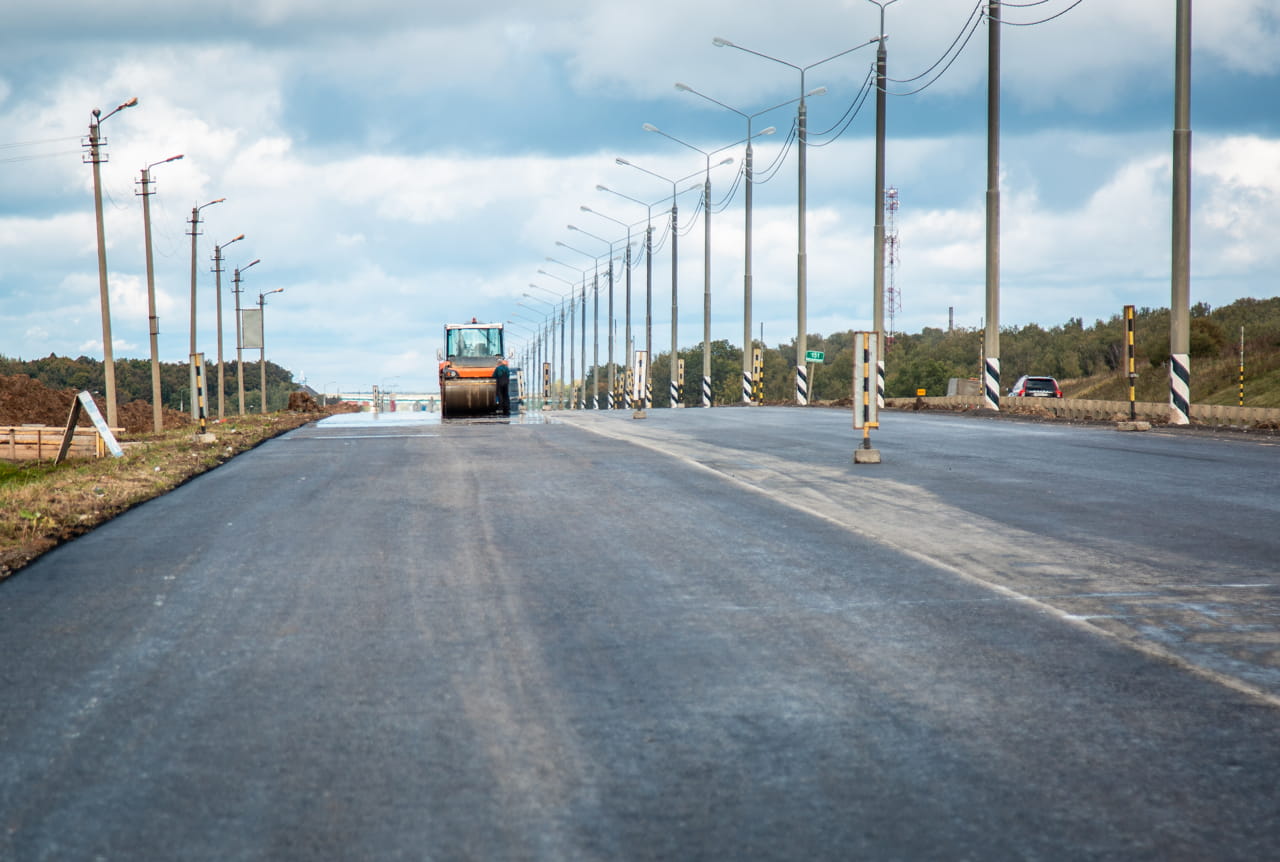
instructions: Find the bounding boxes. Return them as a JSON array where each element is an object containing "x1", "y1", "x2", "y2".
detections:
[{"x1": 804, "y1": 350, "x2": 825, "y2": 363}]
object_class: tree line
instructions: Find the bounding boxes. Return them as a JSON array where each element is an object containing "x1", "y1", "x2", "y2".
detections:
[
  {"x1": 579, "y1": 296, "x2": 1280, "y2": 405},
  {"x1": 0, "y1": 354, "x2": 299, "y2": 413}
]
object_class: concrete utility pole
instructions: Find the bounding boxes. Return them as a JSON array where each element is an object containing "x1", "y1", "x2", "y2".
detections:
[
  {"x1": 188, "y1": 198, "x2": 224, "y2": 419},
  {"x1": 1169, "y1": 0, "x2": 1192, "y2": 424},
  {"x1": 259, "y1": 288, "x2": 284, "y2": 414},
  {"x1": 138, "y1": 154, "x2": 184, "y2": 434},
  {"x1": 212, "y1": 234, "x2": 244, "y2": 420},
  {"x1": 234, "y1": 259, "x2": 260, "y2": 416},
  {"x1": 870, "y1": 0, "x2": 897, "y2": 409},
  {"x1": 983, "y1": 2, "x2": 1002, "y2": 411},
  {"x1": 85, "y1": 96, "x2": 137, "y2": 430}
]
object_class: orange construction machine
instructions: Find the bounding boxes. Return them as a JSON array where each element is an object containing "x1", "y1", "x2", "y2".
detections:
[{"x1": 438, "y1": 319, "x2": 511, "y2": 417}]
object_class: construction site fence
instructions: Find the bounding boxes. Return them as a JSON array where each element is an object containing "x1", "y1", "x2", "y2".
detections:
[{"x1": 2, "y1": 426, "x2": 121, "y2": 462}]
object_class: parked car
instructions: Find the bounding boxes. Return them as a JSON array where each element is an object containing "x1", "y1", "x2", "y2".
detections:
[{"x1": 1008, "y1": 375, "x2": 1063, "y2": 398}]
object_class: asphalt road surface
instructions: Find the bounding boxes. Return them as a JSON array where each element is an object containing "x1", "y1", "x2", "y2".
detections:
[{"x1": 2, "y1": 407, "x2": 1278, "y2": 860}]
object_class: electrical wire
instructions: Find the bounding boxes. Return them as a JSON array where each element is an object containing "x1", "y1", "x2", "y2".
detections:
[
  {"x1": 887, "y1": 9, "x2": 985, "y2": 97},
  {"x1": 0, "y1": 149, "x2": 82, "y2": 165},
  {"x1": 811, "y1": 66, "x2": 876, "y2": 139},
  {"x1": 0, "y1": 135, "x2": 81, "y2": 150},
  {"x1": 750, "y1": 122, "x2": 798, "y2": 186},
  {"x1": 712, "y1": 162, "x2": 746, "y2": 215},
  {"x1": 677, "y1": 195, "x2": 704, "y2": 237},
  {"x1": 999, "y1": 0, "x2": 1083, "y2": 26},
  {"x1": 886, "y1": 0, "x2": 985, "y2": 85},
  {"x1": 811, "y1": 67, "x2": 877, "y2": 147}
]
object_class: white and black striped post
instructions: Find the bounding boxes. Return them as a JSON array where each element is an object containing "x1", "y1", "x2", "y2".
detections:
[
  {"x1": 192, "y1": 352, "x2": 208, "y2": 435},
  {"x1": 752, "y1": 347, "x2": 764, "y2": 404},
  {"x1": 1169, "y1": 0, "x2": 1192, "y2": 425}
]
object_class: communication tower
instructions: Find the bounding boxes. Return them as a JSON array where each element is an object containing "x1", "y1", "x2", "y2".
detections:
[{"x1": 885, "y1": 187, "x2": 901, "y2": 342}]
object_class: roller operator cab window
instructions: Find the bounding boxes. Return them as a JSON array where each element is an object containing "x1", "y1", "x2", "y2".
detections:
[{"x1": 448, "y1": 327, "x2": 503, "y2": 359}]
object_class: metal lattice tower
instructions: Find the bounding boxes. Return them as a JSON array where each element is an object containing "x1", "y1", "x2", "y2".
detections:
[{"x1": 885, "y1": 187, "x2": 901, "y2": 340}]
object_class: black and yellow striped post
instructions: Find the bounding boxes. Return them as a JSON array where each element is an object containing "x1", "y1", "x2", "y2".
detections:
[
  {"x1": 676, "y1": 358, "x2": 685, "y2": 407},
  {"x1": 542, "y1": 362, "x2": 551, "y2": 409},
  {"x1": 852, "y1": 332, "x2": 881, "y2": 464},
  {"x1": 1124, "y1": 305, "x2": 1137, "y2": 421},
  {"x1": 1239, "y1": 325, "x2": 1245, "y2": 407}
]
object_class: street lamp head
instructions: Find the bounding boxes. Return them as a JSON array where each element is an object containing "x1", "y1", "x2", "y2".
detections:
[
  {"x1": 712, "y1": 37, "x2": 736, "y2": 48},
  {"x1": 674, "y1": 82, "x2": 692, "y2": 93},
  {"x1": 244, "y1": 258, "x2": 261, "y2": 271},
  {"x1": 642, "y1": 123, "x2": 659, "y2": 133},
  {"x1": 615, "y1": 158, "x2": 630, "y2": 167},
  {"x1": 226, "y1": 233, "x2": 245, "y2": 245},
  {"x1": 761, "y1": 126, "x2": 777, "y2": 136},
  {"x1": 807, "y1": 86, "x2": 828, "y2": 98},
  {"x1": 201, "y1": 197, "x2": 226, "y2": 209},
  {"x1": 567, "y1": 224, "x2": 580, "y2": 233},
  {"x1": 554, "y1": 241, "x2": 567, "y2": 249},
  {"x1": 119, "y1": 97, "x2": 139, "y2": 110},
  {"x1": 716, "y1": 157, "x2": 734, "y2": 167}
]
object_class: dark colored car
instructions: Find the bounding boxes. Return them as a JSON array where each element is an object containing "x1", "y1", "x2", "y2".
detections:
[{"x1": 1008, "y1": 375, "x2": 1063, "y2": 398}]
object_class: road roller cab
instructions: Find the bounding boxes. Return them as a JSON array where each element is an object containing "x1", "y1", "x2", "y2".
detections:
[{"x1": 439, "y1": 320, "x2": 511, "y2": 417}]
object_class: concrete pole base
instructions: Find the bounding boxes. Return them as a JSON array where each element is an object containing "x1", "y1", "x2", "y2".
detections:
[
  {"x1": 853, "y1": 447, "x2": 882, "y2": 464},
  {"x1": 192, "y1": 432, "x2": 218, "y2": 445},
  {"x1": 1116, "y1": 421, "x2": 1151, "y2": 432},
  {"x1": 632, "y1": 410, "x2": 647, "y2": 420}
]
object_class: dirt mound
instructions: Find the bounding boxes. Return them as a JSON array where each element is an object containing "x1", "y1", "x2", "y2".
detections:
[
  {"x1": 287, "y1": 391, "x2": 321, "y2": 412},
  {"x1": 0, "y1": 375, "x2": 190, "y2": 435},
  {"x1": 0, "y1": 375, "x2": 86, "y2": 427}
]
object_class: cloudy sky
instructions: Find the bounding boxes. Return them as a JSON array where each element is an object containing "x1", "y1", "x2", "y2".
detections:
[{"x1": 2, "y1": 0, "x2": 1278, "y2": 395}]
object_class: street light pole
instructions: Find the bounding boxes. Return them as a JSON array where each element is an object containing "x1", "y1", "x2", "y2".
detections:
[
  {"x1": 85, "y1": 96, "x2": 137, "y2": 429},
  {"x1": 540, "y1": 267, "x2": 580, "y2": 407},
  {"x1": 869, "y1": 0, "x2": 899, "y2": 409},
  {"x1": 233, "y1": 258, "x2": 260, "y2": 416},
  {"x1": 714, "y1": 35, "x2": 878, "y2": 405},
  {"x1": 581, "y1": 206, "x2": 645, "y2": 408},
  {"x1": 558, "y1": 238, "x2": 608, "y2": 409},
  {"x1": 525, "y1": 288, "x2": 561, "y2": 407},
  {"x1": 644, "y1": 124, "x2": 742, "y2": 407},
  {"x1": 188, "y1": 197, "x2": 225, "y2": 419},
  {"x1": 597, "y1": 185, "x2": 666, "y2": 410},
  {"x1": 212, "y1": 234, "x2": 244, "y2": 420},
  {"x1": 259, "y1": 288, "x2": 284, "y2": 414},
  {"x1": 569, "y1": 224, "x2": 624, "y2": 409},
  {"x1": 614, "y1": 159, "x2": 706, "y2": 407},
  {"x1": 984, "y1": 0, "x2": 1002, "y2": 411},
  {"x1": 675, "y1": 83, "x2": 799, "y2": 405},
  {"x1": 138, "y1": 153, "x2": 184, "y2": 433}
]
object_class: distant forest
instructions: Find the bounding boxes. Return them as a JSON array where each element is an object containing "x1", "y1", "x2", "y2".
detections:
[
  {"x1": 0, "y1": 355, "x2": 298, "y2": 414},
  {"x1": 597, "y1": 296, "x2": 1280, "y2": 406},
  {"x1": 7, "y1": 296, "x2": 1279, "y2": 410}
]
